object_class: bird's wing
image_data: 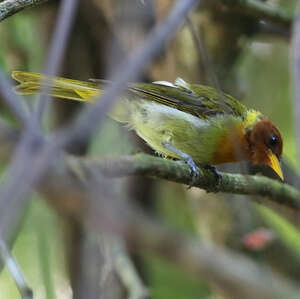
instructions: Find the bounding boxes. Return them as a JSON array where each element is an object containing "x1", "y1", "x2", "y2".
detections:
[{"x1": 128, "y1": 78, "x2": 247, "y2": 120}]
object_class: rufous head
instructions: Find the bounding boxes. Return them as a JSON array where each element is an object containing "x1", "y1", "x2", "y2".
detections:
[{"x1": 247, "y1": 118, "x2": 283, "y2": 180}]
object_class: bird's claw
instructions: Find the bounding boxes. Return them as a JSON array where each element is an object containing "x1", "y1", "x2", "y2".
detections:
[{"x1": 202, "y1": 164, "x2": 222, "y2": 187}]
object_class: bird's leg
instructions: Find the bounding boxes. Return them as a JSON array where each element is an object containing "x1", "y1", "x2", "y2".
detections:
[
  {"x1": 162, "y1": 142, "x2": 222, "y2": 189},
  {"x1": 162, "y1": 142, "x2": 199, "y2": 185}
]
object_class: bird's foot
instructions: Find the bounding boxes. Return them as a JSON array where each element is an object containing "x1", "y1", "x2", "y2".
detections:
[
  {"x1": 202, "y1": 164, "x2": 221, "y2": 180},
  {"x1": 199, "y1": 164, "x2": 221, "y2": 191}
]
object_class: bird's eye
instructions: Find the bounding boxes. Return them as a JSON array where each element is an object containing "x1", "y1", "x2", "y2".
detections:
[{"x1": 269, "y1": 134, "x2": 278, "y2": 147}]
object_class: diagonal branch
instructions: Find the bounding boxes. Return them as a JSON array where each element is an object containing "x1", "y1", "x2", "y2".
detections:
[{"x1": 118, "y1": 203, "x2": 300, "y2": 299}]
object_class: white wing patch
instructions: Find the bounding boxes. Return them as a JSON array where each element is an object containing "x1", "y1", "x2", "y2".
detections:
[
  {"x1": 152, "y1": 78, "x2": 192, "y2": 93},
  {"x1": 152, "y1": 81, "x2": 175, "y2": 87}
]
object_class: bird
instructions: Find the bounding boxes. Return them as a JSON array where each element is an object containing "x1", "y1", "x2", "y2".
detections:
[{"x1": 11, "y1": 71, "x2": 283, "y2": 182}]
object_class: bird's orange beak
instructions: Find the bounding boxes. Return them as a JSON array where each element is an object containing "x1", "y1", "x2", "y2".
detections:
[{"x1": 267, "y1": 150, "x2": 284, "y2": 180}]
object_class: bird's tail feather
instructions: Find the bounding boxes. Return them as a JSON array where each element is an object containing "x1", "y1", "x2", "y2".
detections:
[
  {"x1": 11, "y1": 71, "x2": 133, "y2": 124},
  {"x1": 12, "y1": 71, "x2": 100, "y2": 102}
]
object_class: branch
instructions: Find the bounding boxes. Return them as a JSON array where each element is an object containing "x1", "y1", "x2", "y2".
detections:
[
  {"x1": 119, "y1": 204, "x2": 300, "y2": 299},
  {"x1": 1, "y1": 120, "x2": 300, "y2": 298},
  {"x1": 36, "y1": 0, "x2": 78, "y2": 123},
  {"x1": 0, "y1": 120, "x2": 299, "y2": 215},
  {"x1": 66, "y1": 154, "x2": 300, "y2": 210},
  {"x1": 0, "y1": 0, "x2": 48, "y2": 22},
  {"x1": 111, "y1": 237, "x2": 149, "y2": 299},
  {"x1": 217, "y1": 0, "x2": 292, "y2": 29}
]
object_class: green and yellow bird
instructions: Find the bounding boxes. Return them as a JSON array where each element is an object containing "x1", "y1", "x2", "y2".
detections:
[{"x1": 11, "y1": 71, "x2": 283, "y2": 181}]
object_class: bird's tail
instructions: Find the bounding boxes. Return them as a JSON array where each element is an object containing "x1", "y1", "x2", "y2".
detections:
[
  {"x1": 12, "y1": 71, "x2": 101, "y2": 102},
  {"x1": 11, "y1": 71, "x2": 134, "y2": 124}
]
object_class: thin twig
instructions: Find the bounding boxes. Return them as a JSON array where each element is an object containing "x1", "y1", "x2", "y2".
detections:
[
  {"x1": 186, "y1": 17, "x2": 220, "y2": 89},
  {"x1": 53, "y1": 0, "x2": 201, "y2": 148},
  {"x1": 0, "y1": 125, "x2": 45, "y2": 237},
  {"x1": 0, "y1": 70, "x2": 29, "y2": 125},
  {"x1": 0, "y1": 239, "x2": 33, "y2": 299},
  {"x1": 112, "y1": 238, "x2": 149, "y2": 299},
  {"x1": 36, "y1": 0, "x2": 79, "y2": 123}
]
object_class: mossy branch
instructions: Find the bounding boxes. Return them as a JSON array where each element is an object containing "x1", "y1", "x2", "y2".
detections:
[
  {"x1": 66, "y1": 154, "x2": 300, "y2": 210},
  {"x1": 0, "y1": 0, "x2": 48, "y2": 22},
  {"x1": 0, "y1": 120, "x2": 298, "y2": 215}
]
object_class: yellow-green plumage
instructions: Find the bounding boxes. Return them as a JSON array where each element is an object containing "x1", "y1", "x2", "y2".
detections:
[{"x1": 12, "y1": 71, "x2": 262, "y2": 164}]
